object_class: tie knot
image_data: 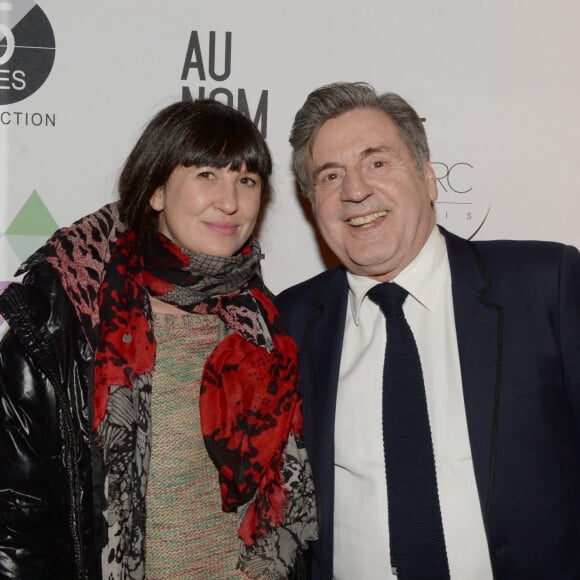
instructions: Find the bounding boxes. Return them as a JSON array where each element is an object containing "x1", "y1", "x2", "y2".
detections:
[{"x1": 367, "y1": 282, "x2": 408, "y2": 317}]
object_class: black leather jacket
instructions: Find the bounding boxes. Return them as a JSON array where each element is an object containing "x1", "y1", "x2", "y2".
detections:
[{"x1": 0, "y1": 260, "x2": 104, "y2": 579}]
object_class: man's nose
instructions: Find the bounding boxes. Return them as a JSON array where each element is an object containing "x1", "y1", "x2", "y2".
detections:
[{"x1": 341, "y1": 169, "x2": 373, "y2": 202}]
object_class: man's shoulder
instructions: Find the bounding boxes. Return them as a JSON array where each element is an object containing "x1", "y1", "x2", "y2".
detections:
[
  {"x1": 471, "y1": 237, "x2": 570, "y2": 251},
  {"x1": 470, "y1": 237, "x2": 578, "y2": 268},
  {"x1": 441, "y1": 227, "x2": 578, "y2": 267},
  {"x1": 275, "y1": 267, "x2": 347, "y2": 311}
]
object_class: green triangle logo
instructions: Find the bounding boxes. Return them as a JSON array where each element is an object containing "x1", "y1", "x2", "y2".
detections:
[
  {"x1": 6, "y1": 235, "x2": 51, "y2": 262},
  {"x1": 5, "y1": 191, "x2": 58, "y2": 235}
]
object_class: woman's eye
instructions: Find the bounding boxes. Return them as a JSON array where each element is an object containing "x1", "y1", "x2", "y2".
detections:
[
  {"x1": 240, "y1": 176, "x2": 258, "y2": 187},
  {"x1": 198, "y1": 171, "x2": 214, "y2": 179}
]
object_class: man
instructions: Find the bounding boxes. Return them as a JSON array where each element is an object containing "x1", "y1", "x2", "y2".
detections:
[{"x1": 275, "y1": 82, "x2": 580, "y2": 579}]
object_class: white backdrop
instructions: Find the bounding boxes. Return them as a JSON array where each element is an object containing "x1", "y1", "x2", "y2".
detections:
[{"x1": 1, "y1": 0, "x2": 579, "y2": 294}]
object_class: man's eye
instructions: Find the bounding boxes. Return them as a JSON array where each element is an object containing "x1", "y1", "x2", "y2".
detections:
[
  {"x1": 373, "y1": 160, "x2": 385, "y2": 169},
  {"x1": 198, "y1": 171, "x2": 214, "y2": 179},
  {"x1": 324, "y1": 173, "x2": 338, "y2": 182}
]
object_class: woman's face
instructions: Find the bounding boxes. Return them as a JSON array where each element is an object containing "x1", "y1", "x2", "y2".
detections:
[{"x1": 149, "y1": 163, "x2": 262, "y2": 257}]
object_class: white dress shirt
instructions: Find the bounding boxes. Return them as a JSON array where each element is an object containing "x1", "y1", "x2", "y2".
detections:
[{"x1": 333, "y1": 227, "x2": 493, "y2": 579}]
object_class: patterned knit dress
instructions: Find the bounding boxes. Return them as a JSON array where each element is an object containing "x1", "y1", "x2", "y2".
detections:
[{"x1": 145, "y1": 312, "x2": 246, "y2": 579}]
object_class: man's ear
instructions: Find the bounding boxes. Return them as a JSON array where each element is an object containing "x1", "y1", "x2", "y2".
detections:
[{"x1": 424, "y1": 162, "x2": 438, "y2": 202}]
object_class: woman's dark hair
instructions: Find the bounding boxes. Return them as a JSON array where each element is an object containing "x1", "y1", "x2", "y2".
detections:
[{"x1": 118, "y1": 99, "x2": 272, "y2": 236}]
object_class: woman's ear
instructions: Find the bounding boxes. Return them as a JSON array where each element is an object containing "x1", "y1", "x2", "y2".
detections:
[{"x1": 149, "y1": 187, "x2": 166, "y2": 211}]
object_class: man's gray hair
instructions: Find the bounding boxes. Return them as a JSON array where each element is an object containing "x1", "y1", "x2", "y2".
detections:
[{"x1": 289, "y1": 82, "x2": 430, "y2": 199}]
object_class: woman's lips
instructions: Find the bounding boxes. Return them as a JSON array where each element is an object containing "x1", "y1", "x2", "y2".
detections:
[{"x1": 206, "y1": 222, "x2": 238, "y2": 234}]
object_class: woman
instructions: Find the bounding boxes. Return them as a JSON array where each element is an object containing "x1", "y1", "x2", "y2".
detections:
[{"x1": 0, "y1": 100, "x2": 317, "y2": 579}]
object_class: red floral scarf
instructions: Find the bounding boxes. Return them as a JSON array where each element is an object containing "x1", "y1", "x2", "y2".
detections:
[
  {"x1": 41, "y1": 203, "x2": 317, "y2": 579},
  {"x1": 94, "y1": 229, "x2": 302, "y2": 541}
]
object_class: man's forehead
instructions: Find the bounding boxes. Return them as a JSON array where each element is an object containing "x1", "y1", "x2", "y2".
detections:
[
  {"x1": 308, "y1": 126, "x2": 403, "y2": 172},
  {"x1": 311, "y1": 143, "x2": 398, "y2": 165},
  {"x1": 311, "y1": 108, "x2": 397, "y2": 146}
]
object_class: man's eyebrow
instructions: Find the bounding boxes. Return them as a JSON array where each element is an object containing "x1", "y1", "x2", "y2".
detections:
[
  {"x1": 360, "y1": 145, "x2": 395, "y2": 158},
  {"x1": 311, "y1": 146, "x2": 397, "y2": 181}
]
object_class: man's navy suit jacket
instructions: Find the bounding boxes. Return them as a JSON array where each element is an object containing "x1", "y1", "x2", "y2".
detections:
[{"x1": 275, "y1": 227, "x2": 580, "y2": 579}]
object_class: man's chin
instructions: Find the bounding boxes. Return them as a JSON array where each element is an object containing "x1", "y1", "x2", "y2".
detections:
[{"x1": 345, "y1": 256, "x2": 401, "y2": 281}]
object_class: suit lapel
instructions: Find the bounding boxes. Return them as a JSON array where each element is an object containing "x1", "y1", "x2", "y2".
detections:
[{"x1": 443, "y1": 228, "x2": 503, "y2": 529}]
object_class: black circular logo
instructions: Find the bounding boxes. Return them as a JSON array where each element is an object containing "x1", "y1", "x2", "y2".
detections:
[{"x1": 0, "y1": 1, "x2": 55, "y2": 105}]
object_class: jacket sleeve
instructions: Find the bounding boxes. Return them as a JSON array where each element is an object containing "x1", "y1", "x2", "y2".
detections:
[
  {"x1": 558, "y1": 244, "x2": 580, "y2": 443},
  {"x1": 0, "y1": 326, "x2": 66, "y2": 579}
]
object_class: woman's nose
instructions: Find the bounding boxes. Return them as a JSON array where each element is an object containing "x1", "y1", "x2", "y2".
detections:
[{"x1": 216, "y1": 180, "x2": 239, "y2": 213}]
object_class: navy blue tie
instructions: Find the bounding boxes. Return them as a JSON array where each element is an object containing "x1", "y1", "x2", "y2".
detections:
[{"x1": 367, "y1": 282, "x2": 450, "y2": 580}]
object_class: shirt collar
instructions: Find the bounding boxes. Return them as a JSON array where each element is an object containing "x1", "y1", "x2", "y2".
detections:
[{"x1": 347, "y1": 226, "x2": 448, "y2": 324}]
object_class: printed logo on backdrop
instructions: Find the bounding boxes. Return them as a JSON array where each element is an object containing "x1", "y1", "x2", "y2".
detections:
[
  {"x1": 0, "y1": 191, "x2": 58, "y2": 324},
  {"x1": 180, "y1": 31, "x2": 268, "y2": 137},
  {"x1": 0, "y1": 1, "x2": 55, "y2": 106},
  {"x1": 432, "y1": 161, "x2": 490, "y2": 240},
  {"x1": 2, "y1": 190, "x2": 57, "y2": 260}
]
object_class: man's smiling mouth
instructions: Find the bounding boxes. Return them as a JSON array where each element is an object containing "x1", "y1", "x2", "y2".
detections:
[{"x1": 347, "y1": 211, "x2": 388, "y2": 226}]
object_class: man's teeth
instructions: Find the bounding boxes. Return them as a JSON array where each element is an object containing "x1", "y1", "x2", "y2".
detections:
[{"x1": 348, "y1": 211, "x2": 387, "y2": 226}]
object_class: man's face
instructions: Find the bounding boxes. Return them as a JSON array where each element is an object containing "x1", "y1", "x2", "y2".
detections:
[{"x1": 306, "y1": 107, "x2": 438, "y2": 281}]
